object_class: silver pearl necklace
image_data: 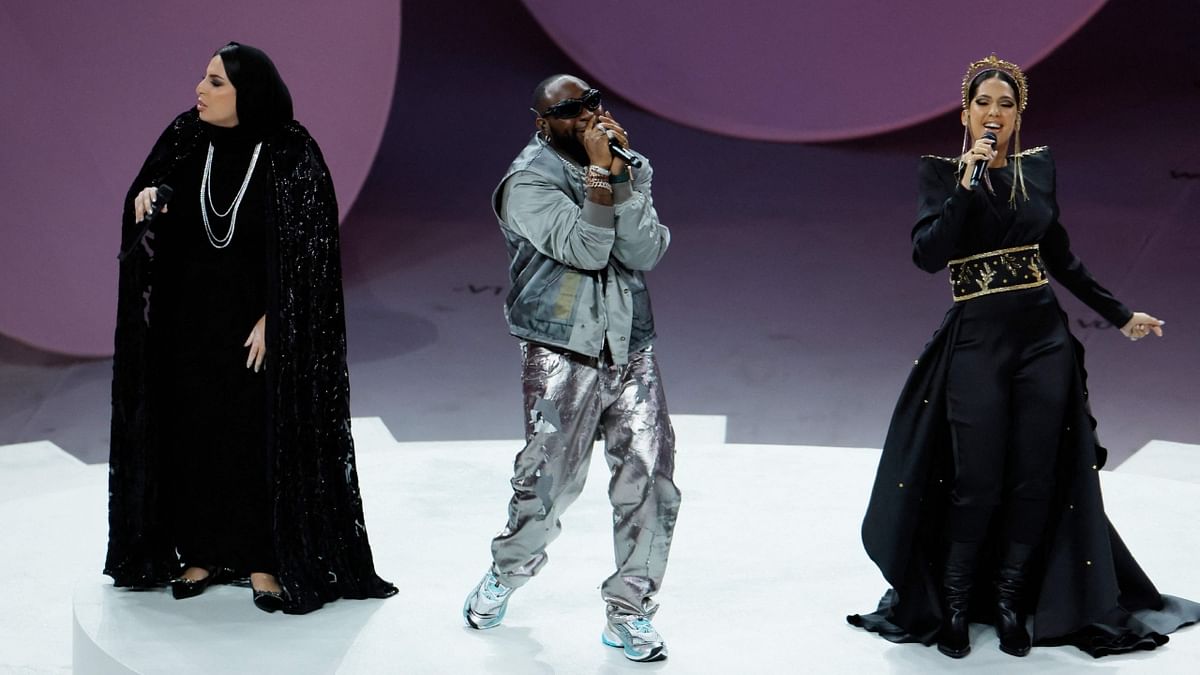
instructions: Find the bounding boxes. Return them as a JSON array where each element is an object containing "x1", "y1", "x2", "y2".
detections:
[{"x1": 200, "y1": 141, "x2": 262, "y2": 249}]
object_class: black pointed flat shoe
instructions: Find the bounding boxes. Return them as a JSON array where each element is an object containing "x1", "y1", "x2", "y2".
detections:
[
  {"x1": 170, "y1": 567, "x2": 221, "y2": 600},
  {"x1": 252, "y1": 588, "x2": 285, "y2": 613}
]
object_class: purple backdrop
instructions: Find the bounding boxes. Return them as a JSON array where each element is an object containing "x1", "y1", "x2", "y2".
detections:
[
  {"x1": 0, "y1": 1, "x2": 400, "y2": 356},
  {"x1": 1, "y1": 0, "x2": 1195, "y2": 463},
  {"x1": 520, "y1": 0, "x2": 1107, "y2": 141},
  {"x1": 329, "y1": 0, "x2": 1197, "y2": 460}
]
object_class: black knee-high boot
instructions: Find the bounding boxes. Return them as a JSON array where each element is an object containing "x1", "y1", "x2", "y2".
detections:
[
  {"x1": 937, "y1": 541, "x2": 982, "y2": 658},
  {"x1": 995, "y1": 542, "x2": 1034, "y2": 656}
]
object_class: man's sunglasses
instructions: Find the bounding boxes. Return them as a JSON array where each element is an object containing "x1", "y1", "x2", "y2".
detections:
[{"x1": 535, "y1": 89, "x2": 602, "y2": 119}]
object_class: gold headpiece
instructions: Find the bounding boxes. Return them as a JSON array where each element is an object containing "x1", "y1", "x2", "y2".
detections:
[
  {"x1": 958, "y1": 54, "x2": 1031, "y2": 204},
  {"x1": 961, "y1": 54, "x2": 1028, "y2": 113}
]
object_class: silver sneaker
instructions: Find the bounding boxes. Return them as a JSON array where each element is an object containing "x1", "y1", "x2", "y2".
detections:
[
  {"x1": 463, "y1": 569, "x2": 514, "y2": 629},
  {"x1": 602, "y1": 615, "x2": 668, "y2": 662}
]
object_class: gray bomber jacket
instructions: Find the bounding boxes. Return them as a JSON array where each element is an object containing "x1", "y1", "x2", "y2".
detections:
[{"x1": 493, "y1": 134, "x2": 670, "y2": 364}]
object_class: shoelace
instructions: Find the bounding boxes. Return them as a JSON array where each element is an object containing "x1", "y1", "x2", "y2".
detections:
[
  {"x1": 482, "y1": 577, "x2": 510, "y2": 601},
  {"x1": 628, "y1": 617, "x2": 657, "y2": 637}
]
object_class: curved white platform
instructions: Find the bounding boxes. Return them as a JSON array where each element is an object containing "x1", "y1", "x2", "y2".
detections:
[{"x1": 2, "y1": 422, "x2": 1198, "y2": 673}]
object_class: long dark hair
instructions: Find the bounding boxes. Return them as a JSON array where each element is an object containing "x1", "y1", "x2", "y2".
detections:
[{"x1": 215, "y1": 42, "x2": 294, "y2": 136}]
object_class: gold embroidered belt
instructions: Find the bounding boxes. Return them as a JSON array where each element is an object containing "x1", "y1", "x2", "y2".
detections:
[{"x1": 948, "y1": 244, "x2": 1048, "y2": 302}]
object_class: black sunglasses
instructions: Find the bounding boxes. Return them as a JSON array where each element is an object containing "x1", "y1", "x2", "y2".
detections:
[{"x1": 536, "y1": 89, "x2": 602, "y2": 119}]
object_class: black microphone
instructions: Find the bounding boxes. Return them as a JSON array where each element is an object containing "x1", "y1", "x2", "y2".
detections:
[
  {"x1": 969, "y1": 131, "x2": 998, "y2": 188},
  {"x1": 119, "y1": 184, "x2": 174, "y2": 262},
  {"x1": 609, "y1": 138, "x2": 643, "y2": 168}
]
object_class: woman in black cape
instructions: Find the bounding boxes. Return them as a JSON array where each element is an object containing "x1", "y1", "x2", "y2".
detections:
[
  {"x1": 106, "y1": 42, "x2": 395, "y2": 614},
  {"x1": 847, "y1": 54, "x2": 1198, "y2": 657}
]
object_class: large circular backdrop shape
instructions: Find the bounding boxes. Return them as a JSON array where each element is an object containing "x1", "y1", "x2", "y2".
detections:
[
  {"x1": 0, "y1": 1, "x2": 399, "y2": 356},
  {"x1": 520, "y1": 0, "x2": 1106, "y2": 141}
]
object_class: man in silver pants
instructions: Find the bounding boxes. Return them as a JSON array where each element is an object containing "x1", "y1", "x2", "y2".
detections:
[{"x1": 463, "y1": 74, "x2": 681, "y2": 663}]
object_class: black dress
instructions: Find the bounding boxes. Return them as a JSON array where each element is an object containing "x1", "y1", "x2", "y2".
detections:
[
  {"x1": 107, "y1": 110, "x2": 396, "y2": 613},
  {"x1": 150, "y1": 123, "x2": 273, "y2": 573},
  {"x1": 847, "y1": 148, "x2": 1200, "y2": 656}
]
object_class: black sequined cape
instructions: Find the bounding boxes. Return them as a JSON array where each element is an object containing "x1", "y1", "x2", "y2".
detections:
[{"x1": 106, "y1": 110, "x2": 395, "y2": 613}]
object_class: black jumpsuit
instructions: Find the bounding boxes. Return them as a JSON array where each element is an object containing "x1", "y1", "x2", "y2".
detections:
[
  {"x1": 911, "y1": 148, "x2": 1131, "y2": 545},
  {"x1": 848, "y1": 147, "x2": 1200, "y2": 656}
]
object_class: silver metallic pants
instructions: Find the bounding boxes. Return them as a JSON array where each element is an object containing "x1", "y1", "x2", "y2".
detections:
[{"x1": 491, "y1": 343, "x2": 681, "y2": 619}]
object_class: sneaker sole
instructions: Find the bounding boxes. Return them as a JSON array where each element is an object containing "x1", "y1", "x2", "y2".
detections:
[
  {"x1": 601, "y1": 633, "x2": 667, "y2": 662},
  {"x1": 463, "y1": 596, "x2": 506, "y2": 630}
]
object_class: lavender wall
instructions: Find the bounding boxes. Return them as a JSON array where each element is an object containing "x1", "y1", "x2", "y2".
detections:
[
  {"x1": 520, "y1": 0, "x2": 1107, "y2": 140},
  {"x1": 0, "y1": 1, "x2": 400, "y2": 356},
  {"x1": 0, "y1": 0, "x2": 1117, "y2": 357}
]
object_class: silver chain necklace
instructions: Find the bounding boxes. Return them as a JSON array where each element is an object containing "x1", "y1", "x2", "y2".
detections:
[
  {"x1": 200, "y1": 141, "x2": 262, "y2": 249},
  {"x1": 541, "y1": 135, "x2": 585, "y2": 177}
]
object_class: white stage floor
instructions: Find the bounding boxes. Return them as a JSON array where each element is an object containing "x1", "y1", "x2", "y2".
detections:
[{"x1": 1, "y1": 417, "x2": 1197, "y2": 674}]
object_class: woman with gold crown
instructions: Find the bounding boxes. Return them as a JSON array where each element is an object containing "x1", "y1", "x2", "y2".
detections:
[{"x1": 847, "y1": 54, "x2": 1200, "y2": 658}]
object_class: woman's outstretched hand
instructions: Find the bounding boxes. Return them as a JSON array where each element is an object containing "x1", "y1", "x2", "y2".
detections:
[{"x1": 1120, "y1": 312, "x2": 1164, "y2": 341}]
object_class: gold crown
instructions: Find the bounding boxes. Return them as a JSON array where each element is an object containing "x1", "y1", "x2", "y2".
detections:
[{"x1": 962, "y1": 54, "x2": 1028, "y2": 113}]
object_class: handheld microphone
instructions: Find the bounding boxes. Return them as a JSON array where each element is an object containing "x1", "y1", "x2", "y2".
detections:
[
  {"x1": 119, "y1": 184, "x2": 174, "y2": 262},
  {"x1": 968, "y1": 132, "x2": 998, "y2": 188},
  {"x1": 596, "y1": 123, "x2": 644, "y2": 168},
  {"x1": 609, "y1": 137, "x2": 643, "y2": 168}
]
